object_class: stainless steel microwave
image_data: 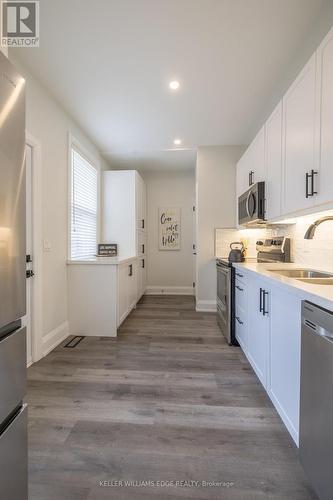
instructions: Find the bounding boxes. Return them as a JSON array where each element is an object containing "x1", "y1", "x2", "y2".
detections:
[{"x1": 238, "y1": 182, "x2": 266, "y2": 226}]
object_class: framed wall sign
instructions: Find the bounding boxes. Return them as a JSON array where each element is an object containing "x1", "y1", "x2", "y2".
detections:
[
  {"x1": 97, "y1": 243, "x2": 118, "y2": 256},
  {"x1": 158, "y1": 207, "x2": 181, "y2": 250}
]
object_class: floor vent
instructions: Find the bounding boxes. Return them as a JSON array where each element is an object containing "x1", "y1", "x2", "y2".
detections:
[{"x1": 64, "y1": 336, "x2": 85, "y2": 348}]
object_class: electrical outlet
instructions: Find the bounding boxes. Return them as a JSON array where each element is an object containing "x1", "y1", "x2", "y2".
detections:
[{"x1": 43, "y1": 239, "x2": 52, "y2": 252}]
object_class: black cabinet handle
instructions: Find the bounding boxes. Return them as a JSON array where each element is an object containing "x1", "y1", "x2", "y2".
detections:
[
  {"x1": 236, "y1": 316, "x2": 243, "y2": 325},
  {"x1": 128, "y1": 264, "x2": 133, "y2": 277},
  {"x1": 249, "y1": 170, "x2": 254, "y2": 186},
  {"x1": 141, "y1": 244, "x2": 145, "y2": 254},
  {"x1": 311, "y1": 169, "x2": 318, "y2": 196},
  {"x1": 141, "y1": 259, "x2": 145, "y2": 269},
  {"x1": 259, "y1": 288, "x2": 264, "y2": 313},
  {"x1": 235, "y1": 285, "x2": 243, "y2": 291},
  {"x1": 263, "y1": 290, "x2": 269, "y2": 316},
  {"x1": 26, "y1": 270, "x2": 35, "y2": 278},
  {"x1": 306, "y1": 170, "x2": 318, "y2": 198},
  {"x1": 142, "y1": 219, "x2": 145, "y2": 229}
]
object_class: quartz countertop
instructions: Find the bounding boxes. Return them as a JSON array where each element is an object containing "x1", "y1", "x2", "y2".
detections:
[
  {"x1": 233, "y1": 261, "x2": 333, "y2": 312},
  {"x1": 67, "y1": 256, "x2": 137, "y2": 266}
]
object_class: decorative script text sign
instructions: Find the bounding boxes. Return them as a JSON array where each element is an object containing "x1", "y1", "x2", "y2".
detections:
[{"x1": 159, "y1": 207, "x2": 181, "y2": 250}]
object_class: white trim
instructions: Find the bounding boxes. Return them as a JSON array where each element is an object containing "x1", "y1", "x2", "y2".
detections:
[
  {"x1": 196, "y1": 299, "x2": 217, "y2": 312},
  {"x1": 42, "y1": 321, "x2": 69, "y2": 357},
  {"x1": 145, "y1": 286, "x2": 194, "y2": 296},
  {"x1": 67, "y1": 133, "x2": 101, "y2": 260},
  {"x1": 26, "y1": 132, "x2": 43, "y2": 363}
]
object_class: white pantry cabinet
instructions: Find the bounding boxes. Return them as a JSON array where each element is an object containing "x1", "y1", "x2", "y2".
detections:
[
  {"x1": 103, "y1": 170, "x2": 147, "y2": 258},
  {"x1": 247, "y1": 276, "x2": 270, "y2": 389},
  {"x1": 316, "y1": 28, "x2": 333, "y2": 206},
  {"x1": 234, "y1": 267, "x2": 302, "y2": 444},
  {"x1": 268, "y1": 286, "x2": 301, "y2": 444},
  {"x1": 265, "y1": 102, "x2": 283, "y2": 220},
  {"x1": 282, "y1": 54, "x2": 319, "y2": 214}
]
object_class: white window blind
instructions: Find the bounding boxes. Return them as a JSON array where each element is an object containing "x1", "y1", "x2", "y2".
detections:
[{"x1": 70, "y1": 148, "x2": 98, "y2": 260}]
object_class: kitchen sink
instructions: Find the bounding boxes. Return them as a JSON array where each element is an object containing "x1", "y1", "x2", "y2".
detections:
[
  {"x1": 297, "y1": 278, "x2": 333, "y2": 285},
  {"x1": 267, "y1": 269, "x2": 333, "y2": 279}
]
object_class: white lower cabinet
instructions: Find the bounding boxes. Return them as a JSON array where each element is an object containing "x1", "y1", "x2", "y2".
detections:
[
  {"x1": 247, "y1": 277, "x2": 270, "y2": 389},
  {"x1": 235, "y1": 268, "x2": 301, "y2": 444},
  {"x1": 137, "y1": 257, "x2": 147, "y2": 300},
  {"x1": 268, "y1": 285, "x2": 301, "y2": 444},
  {"x1": 118, "y1": 260, "x2": 138, "y2": 326}
]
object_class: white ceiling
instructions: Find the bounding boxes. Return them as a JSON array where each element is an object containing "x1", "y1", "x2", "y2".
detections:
[{"x1": 12, "y1": 0, "x2": 327, "y2": 170}]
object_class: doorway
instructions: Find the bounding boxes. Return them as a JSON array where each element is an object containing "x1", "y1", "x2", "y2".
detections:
[
  {"x1": 22, "y1": 135, "x2": 43, "y2": 365},
  {"x1": 23, "y1": 144, "x2": 33, "y2": 365}
]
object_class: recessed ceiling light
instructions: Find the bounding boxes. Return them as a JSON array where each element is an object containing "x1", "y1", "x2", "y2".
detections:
[
  {"x1": 169, "y1": 80, "x2": 180, "y2": 90},
  {"x1": 174, "y1": 139, "x2": 182, "y2": 146}
]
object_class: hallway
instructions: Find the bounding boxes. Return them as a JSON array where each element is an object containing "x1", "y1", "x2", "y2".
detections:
[{"x1": 27, "y1": 296, "x2": 315, "y2": 499}]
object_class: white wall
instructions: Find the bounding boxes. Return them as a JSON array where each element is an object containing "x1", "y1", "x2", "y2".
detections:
[
  {"x1": 196, "y1": 146, "x2": 245, "y2": 311},
  {"x1": 10, "y1": 55, "x2": 109, "y2": 358},
  {"x1": 141, "y1": 169, "x2": 195, "y2": 294}
]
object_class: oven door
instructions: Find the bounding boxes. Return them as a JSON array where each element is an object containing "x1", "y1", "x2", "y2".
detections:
[{"x1": 217, "y1": 263, "x2": 231, "y2": 343}]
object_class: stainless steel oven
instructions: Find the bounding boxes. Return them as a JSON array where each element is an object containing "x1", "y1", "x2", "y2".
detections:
[
  {"x1": 216, "y1": 259, "x2": 235, "y2": 345},
  {"x1": 238, "y1": 182, "x2": 265, "y2": 226}
]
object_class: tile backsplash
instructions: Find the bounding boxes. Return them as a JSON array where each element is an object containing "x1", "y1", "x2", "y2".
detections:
[{"x1": 215, "y1": 209, "x2": 333, "y2": 269}]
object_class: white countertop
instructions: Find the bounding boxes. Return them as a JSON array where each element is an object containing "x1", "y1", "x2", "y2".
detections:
[
  {"x1": 67, "y1": 256, "x2": 137, "y2": 266},
  {"x1": 233, "y1": 261, "x2": 333, "y2": 312}
]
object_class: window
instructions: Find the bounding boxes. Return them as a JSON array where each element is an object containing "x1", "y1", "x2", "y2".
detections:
[{"x1": 70, "y1": 147, "x2": 98, "y2": 259}]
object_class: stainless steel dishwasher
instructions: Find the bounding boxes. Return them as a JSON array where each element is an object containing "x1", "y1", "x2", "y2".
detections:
[{"x1": 300, "y1": 301, "x2": 333, "y2": 500}]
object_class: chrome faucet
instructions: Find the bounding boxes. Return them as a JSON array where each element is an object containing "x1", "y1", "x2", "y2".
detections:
[{"x1": 304, "y1": 216, "x2": 333, "y2": 239}]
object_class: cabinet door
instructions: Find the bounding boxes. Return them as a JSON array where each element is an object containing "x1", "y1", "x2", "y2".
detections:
[
  {"x1": 137, "y1": 258, "x2": 147, "y2": 300},
  {"x1": 247, "y1": 277, "x2": 270, "y2": 388},
  {"x1": 317, "y1": 29, "x2": 333, "y2": 206},
  {"x1": 268, "y1": 286, "x2": 301, "y2": 443},
  {"x1": 266, "y1": 102, "x2": 283, "y2": 220},
  {"x1": 141, "y1": 182, "x2": 147, "y2": 232},
  {"x1": 251, "y1": 126, "x2": 266, "y2": 185},
  {"x1": 235, "y1": 303, "x2": 247, "y2": 352},
  {"x1": 236, "y1": 151, "x2": 250, "y2": 196},
  {"x1": 128, "y1": 261, "x2": 138, "y2": 310},
  {"x1": 283, "y1": 54, "x2": 319, "y2": 214},
  {"x1": 118, "y1": 263, "x2": 129, "y2": 326}
]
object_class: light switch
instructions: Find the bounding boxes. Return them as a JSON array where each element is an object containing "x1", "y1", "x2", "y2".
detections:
[{"x1": 43, "y1": 239, "x2": 52, "y2": 252}]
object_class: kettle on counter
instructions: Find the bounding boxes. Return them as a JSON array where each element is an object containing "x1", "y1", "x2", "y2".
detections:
[{"x1": 228, "y1": 241, "x2": 245, "y2": 263}]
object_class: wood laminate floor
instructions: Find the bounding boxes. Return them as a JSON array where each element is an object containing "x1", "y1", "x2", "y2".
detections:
[{"x1": 27, "y1": 295, "x2": 317, "y2": 500}]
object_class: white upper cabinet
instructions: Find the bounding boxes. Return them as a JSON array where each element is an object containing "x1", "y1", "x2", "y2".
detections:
[
  {"x1": 265, "y1": 102, "x2": 283, "y2": 220},
  {"x1": 236, "y1": 126, "x2": 266, "y2": 198},
  {"x1": 282, "y1": 54, "x2": 319, "y2": 215},
  {"x1": 236, "y1": 150, "x2": 250, "y2": 196},
  {"x1": 250, "y1": 126, "x2": 266, "y2": 186},
  {"x1": 316, "y1": 28, "x2": 333, "y2": 206}
]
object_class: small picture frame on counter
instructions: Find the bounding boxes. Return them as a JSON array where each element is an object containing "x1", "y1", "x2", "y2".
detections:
[{"x1": 97, "y1": 243, "x2": 118, "y2": 257}]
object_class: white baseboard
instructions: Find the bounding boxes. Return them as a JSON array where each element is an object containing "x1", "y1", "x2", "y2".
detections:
[
  {"x1": 145, "y1": 286, "x2": 194, "y2": 296},
  {"x1": 42, "y1": 321, "x2": 69, "y2": 356},
  {"x1": 196, "y1": 300, "x2": 217, "y2": 312}
]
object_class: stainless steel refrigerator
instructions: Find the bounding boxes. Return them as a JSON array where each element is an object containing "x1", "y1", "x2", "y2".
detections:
[{"x1": 0, "y1": 51, "x2": 28, "y2": 499}]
